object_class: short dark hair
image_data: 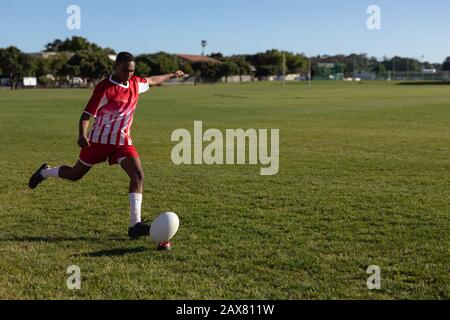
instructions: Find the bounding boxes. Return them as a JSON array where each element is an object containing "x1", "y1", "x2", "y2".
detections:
[{"x1": 116, "y1": 52, "x2": 135, "y2": 63}]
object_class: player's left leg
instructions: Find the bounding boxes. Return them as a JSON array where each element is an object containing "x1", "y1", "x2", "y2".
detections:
[
  {"x1": 28, "y1": 160, "x2": 91, "y2": 189},
  {"x1": 119, "y1": 157, "x2": 150, "y2": 239}
]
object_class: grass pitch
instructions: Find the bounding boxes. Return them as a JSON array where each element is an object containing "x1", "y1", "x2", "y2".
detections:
[{"x1": 0, "y1": 81, "x2": 448, "y2": 299}]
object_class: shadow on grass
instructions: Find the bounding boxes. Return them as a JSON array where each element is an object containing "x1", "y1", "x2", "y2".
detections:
[
  {"x1": 2, "y1": 236, "x2": 150, "y2": 256},
  {"x1": 74, "y1": 246, "x2": 148, "y2": 257},
  {"x1": 213, "y1": 94, "x2": 249, "y2": 99},
  {"x1": 0, "y1": 235, "x2": 124, "y2": 242},
  {"x1": 397, "y1": 81, "x2": 450, "y2": 86}
]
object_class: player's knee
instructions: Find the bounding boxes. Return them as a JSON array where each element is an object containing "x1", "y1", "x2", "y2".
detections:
[{"x1": 70, "y1": 171, "x2": 85, "y2": 181}]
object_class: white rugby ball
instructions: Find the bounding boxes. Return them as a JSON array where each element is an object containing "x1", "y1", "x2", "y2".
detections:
[{"x1": 150, "y1": 212, "x2": 180, "y2": 243}]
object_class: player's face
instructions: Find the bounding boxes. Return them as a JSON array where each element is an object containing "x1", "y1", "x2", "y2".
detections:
[{"x1": 115, "y1": 61, "x2": 135, "y2": 83}]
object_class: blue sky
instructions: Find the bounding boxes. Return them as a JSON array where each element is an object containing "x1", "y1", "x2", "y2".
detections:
[{"x1": 1, "y1": 0, "x2": 449, "y2": 62}]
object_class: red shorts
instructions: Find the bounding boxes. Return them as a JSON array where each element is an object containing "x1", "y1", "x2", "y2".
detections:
[{"x1": 79, "y1": 142, "x2": 139, "y2": 167}]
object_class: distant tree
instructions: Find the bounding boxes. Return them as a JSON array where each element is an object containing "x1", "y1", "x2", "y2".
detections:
[
  {"x1": 209, "y1": 52, "x2": 224, "y2": 60},
  {"x1": 179, "y1": 61, "x2": 194, "y2": 77},
  {"x1": 44, "y1": 36, "x2": 86, "y2": 52},
  {"x1": 381, "y1": 56, "x2": 422, "y2": 73},
  {"x1": 207, "y1": 53, "x2": 251, "y2": 79},
  {"x1": 135, "y1": 52, "x2": 179, "y2": 75},
  {"x1": 20, "y1": 53, "x2": 38, "y2": 77},
  {"x1": 255, "y1": 65, "x2": 277, "y2": 78},
  {"x1": 50, "y1": 53, "x2": 71, "y2": 84},
  {"x1": 34, "y1": 57, "x2": 53, "y2": 86},
  {"x1": 347, "y1": 54, "x2": 370, "y2": 73},
  {"x1": 443, "y1": 57, "x2": 450, "y2": 71},
  {"x1": 43, "y1": 38, "x2": 114, "y2": 85},
  {"x1": 191, "y1": 62, "x2": 221, "y2": 80},
  {"x1": 367, "y1": 56, "x2": 379, "y2": 73},
  {"x1": 103, "y1": 47, "x2": 117, "y2": 55},
  {"x1": 35, "y1": 57, "x2": 51, "y2": 77},
  {"x1": 62, "y1": 36, "x2": 90, "y2": 52},
  {"x1": 313, "y1": 53, "x2": 371, "y2": 75},
  {"x1": 37, "y1": 75, "x2": 54, "y2": 88},
  {"x1": 246, "y1": 49, "x2": 284, "y2": 77},
  {"x1": 422, "y1": 61, "x2": 440, "y2": 71},
  {"x1": 44, "y1": 36, "x2": 115, "y2": 55},
  {"x1": 45, "y1": 39, "x2": 64, "y2": 52},
  {"x1": 217, "y1": 60, "x2": 240, "y2": 80},
  {"x1": 0, "y1": 46, "x2": 37, "y2": 89},
  {"x1": 229, "y1": 55, "x2": 252, "y2": 76},
  {"x1": 49, "y1": 53, "x2": 70, "y2": 74},
  {"x1": 63, "y1": 50, "x2": 113, "y2": 83},
  {"x1": 285, "y1": 52, "x2": 308, "y2": 74},
  {"x1": 135, "y1": 61, "x2": 151, "y2": 76},
  {"x1": 58, "y1": 62, "x2": 80, "y2": 80}
]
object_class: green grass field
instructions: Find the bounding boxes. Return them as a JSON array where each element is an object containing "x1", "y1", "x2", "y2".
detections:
[{"x1": 0, "y1": 81, "x2": 448, "y2": 299}]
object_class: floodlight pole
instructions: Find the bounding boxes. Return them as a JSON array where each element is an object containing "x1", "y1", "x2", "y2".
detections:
[
  {"x1": 282, "y1": 52, "x2": 286, "y2": 86},
  {"x1": 201, "y1": 40, "x2": 207, "y2": 56}
]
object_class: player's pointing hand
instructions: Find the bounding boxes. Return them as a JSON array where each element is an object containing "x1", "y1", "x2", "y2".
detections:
[{"x1": 173, "y1": 70, "x2": 185, "y2": 78}]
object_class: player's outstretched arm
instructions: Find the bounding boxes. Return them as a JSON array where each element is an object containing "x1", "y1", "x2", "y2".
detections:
[
  {"x1": 146, "y1": 70, "x2": 185, "y2": 86},
  {"x1": 77, "y1": 113, "x2": 91, "y2": 148}
]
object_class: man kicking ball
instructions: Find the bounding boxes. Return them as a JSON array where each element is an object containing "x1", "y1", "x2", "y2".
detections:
[{"x1": 28, "y1": 52, "x2": 184, "y2": 246}]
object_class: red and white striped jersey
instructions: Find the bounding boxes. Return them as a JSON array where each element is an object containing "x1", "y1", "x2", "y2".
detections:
[{"x1": 83, "y1": 75, "x2": 150, "y2": 146}]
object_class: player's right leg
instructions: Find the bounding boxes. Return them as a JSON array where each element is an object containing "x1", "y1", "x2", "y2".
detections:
[
  {"x1": 119, "y1": 156, "x2": 150, "y2": 239},
  {"x1": 28, "y1": 161, "x2": 91, "y2": 189}
]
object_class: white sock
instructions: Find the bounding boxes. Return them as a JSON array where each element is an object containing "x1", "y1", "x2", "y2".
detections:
[
  {"x1": 41, "y1": 167, "x2": 60, "y2": 178},
  {"x1": 129, "y1": 193, "x2": 142, "y2": 227}
]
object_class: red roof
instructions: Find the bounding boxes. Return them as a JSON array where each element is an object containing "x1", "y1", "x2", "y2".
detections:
[{"x1": 176, "y1": 54, "x2": 221, "y2": 64}]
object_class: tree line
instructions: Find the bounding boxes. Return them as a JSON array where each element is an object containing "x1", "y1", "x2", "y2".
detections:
[{"x1": 0, "y1": 36, "x2": 448, "y2": 89}]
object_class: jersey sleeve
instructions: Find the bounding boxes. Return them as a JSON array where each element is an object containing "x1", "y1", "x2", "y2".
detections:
[
  {"x1": 83, "y1": 82, "x2": 108, "y2": 117},
  {"x1": 135, "y1": 76, "x2": 150, "y2": 94}
]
